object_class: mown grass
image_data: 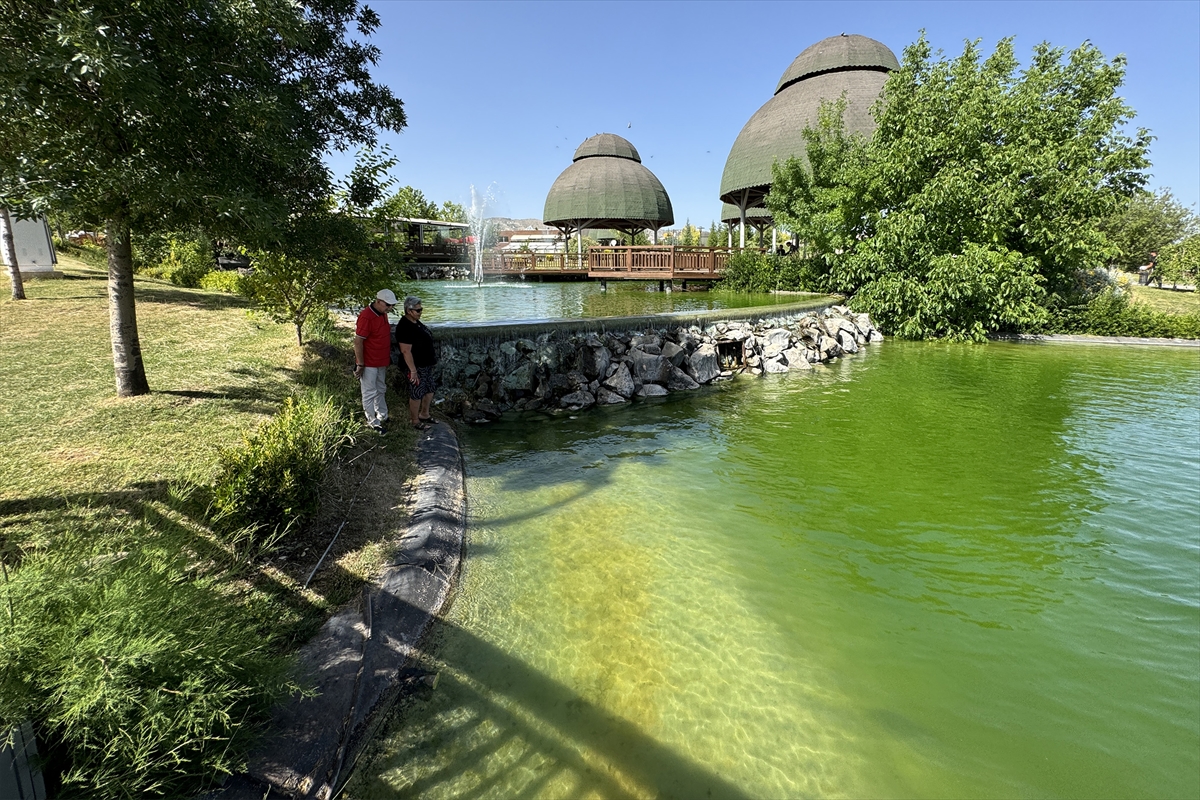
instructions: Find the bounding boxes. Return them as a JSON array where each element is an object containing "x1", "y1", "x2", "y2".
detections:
[
  {"x1": 1130, "y1": 283, "x2": 1200, "y2": 317},
  {"x1": 0, "y1": 256, "x2": 420, "y2": 796}
]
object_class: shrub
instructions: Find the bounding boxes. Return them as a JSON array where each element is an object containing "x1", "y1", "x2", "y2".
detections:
[
  {"x1": 850, "y1": 245, "x2": 1049, "y2": 341},
  {"x1": 162, "y1": 235, "x2": 215, "y2": 287},
  {"x1": 0, "y1": 523, "x2": 297, "y2": 798},
  {"x1": 718, "y1": 251, "x2": 825, "y2": 293},
  {"x1": 1157, "y1": 234, "x2": 1200, "y2": 287},
  {"x1": 1056, "y1": 288, "x2": 1200, "y2": 338},
  {"x1": 198, "y1": 269, "x2": 245, "y2": 294},
  {"x1": 209, "y1": 395, "x2": 357, "y2": 541}
]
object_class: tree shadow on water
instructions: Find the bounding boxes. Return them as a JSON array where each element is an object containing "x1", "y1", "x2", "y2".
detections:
[{"x1": 350, "y1": 602, "x2": 750, "y2": 800}]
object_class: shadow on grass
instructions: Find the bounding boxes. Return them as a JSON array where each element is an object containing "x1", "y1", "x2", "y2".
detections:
[
  {"x1": 351, "y1": 598, "x2": 752, "y2": 800},
  {"x1": 0, "y1": 483, "x2": 339, "y2": 648}
]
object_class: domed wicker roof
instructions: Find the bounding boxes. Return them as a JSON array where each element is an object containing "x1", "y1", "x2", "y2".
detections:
[
  {"x1": 544, "y1": 134, "x2": 673, "y2": 230},
  {"x1": 573, "y1": 133, "x2": 641, "y2": 162},
  {"x1": 719, "y1": 34, "x2": 897, "y2": 210},
  {"x1": 775, "y1": 34, "x2": 899, "y2": 94}
]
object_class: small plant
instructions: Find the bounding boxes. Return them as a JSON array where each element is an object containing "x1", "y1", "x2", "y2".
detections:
[
  {"x1": 198, "y1": 269, "x2": 245, "y2": 294},
  {"x1": 0, "y1": 522, "x2": 298, "y2": 798},
  {"x1": 719, "y1": 250, "x2": 826, "y2": 294},
  {"x1": 209, "y1": 394, "x2": 357, "y2": 544},
  {"x1": 162, "y1": 234, "x2": 215, "y2": 287}
]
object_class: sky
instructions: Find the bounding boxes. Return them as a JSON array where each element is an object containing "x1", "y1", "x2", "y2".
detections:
[{"x1": 328, "y1": 0, "x2": 1200, "y2": 228}]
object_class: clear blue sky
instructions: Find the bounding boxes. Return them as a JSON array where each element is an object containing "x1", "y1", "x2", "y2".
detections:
[{"x1": 330, "y1": 0, "x2": 1200, "y2": 227}]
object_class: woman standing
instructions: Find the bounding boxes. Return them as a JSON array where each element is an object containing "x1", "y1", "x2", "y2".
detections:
[{"x1": 395, "y1": 295, "x2": 438, "y2": 430}]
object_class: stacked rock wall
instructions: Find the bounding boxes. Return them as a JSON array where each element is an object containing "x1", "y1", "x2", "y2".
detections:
[{"x1": 428, "y1": 305, "x2": 881, "y2": 423}]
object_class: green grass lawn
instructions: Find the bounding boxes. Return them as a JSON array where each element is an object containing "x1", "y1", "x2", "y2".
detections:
[
  {"x1": 1, "y1": 256, "x2": 419, "y2": 796},
  {"x1": 1130, "y1": 283, "x2": 1200, "y2": 316}
]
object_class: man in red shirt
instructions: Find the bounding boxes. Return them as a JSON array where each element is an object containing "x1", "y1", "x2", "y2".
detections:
[{"x1": 353, "y1": 289, "x2": 397, "y2": 433}]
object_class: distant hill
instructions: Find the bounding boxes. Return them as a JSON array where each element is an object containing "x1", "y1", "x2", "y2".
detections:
[{"x1": 487, "y1": 217, "x2": 551, "y2": 231}]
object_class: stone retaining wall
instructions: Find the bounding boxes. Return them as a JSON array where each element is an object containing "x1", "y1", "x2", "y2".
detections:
[{"x1": 425, "y1": 301, "x2": 882, "y2": 422}]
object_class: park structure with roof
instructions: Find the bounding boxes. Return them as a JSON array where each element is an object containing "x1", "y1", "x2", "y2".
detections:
[
  {"x1": 543, "y1": 133, "x2": 674, "y2": 267},
  {"x1": 719, "y1": 33, "x2": 899, "y2": 247}
]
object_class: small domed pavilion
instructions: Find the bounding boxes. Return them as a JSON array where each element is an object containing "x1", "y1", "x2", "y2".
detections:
[
  {"x1": 544, "y1": 133, "x2": 674, "y2": 262},
  {"x1": 719, "y1": 33, "x2": 899, "y2": 246}
]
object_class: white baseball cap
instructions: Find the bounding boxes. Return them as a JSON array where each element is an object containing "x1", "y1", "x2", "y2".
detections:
[{"x1": 376, "y1": 289, "x2": 398, "y2": 305}]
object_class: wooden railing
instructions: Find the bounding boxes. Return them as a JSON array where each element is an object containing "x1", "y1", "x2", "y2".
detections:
[
  {"x1": 587, "y1": 246, "x2": 733, "y2": 278},
  {"x1": 484, "y1": 252, "x2": 589, "y2": 274},
  {"x1": 482, "y1": 246, "x2": 745, "y2": 279}
]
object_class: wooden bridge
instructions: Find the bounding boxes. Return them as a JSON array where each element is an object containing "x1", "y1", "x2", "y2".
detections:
[{"x1": 482, "y1": 246, "x2": 736, "y2": 283}]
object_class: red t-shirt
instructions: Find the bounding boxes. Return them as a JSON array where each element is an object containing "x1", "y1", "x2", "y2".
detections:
[{"x1": 355, "y1": 305, "x2": 392, "y2": 367}]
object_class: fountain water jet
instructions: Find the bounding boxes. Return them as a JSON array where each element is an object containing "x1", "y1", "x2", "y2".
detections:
[{"x1": 466, "y1": 185, "x2": 497, "y2": 284}]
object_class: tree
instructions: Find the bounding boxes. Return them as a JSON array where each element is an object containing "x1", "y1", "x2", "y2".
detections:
[
  {"x1": 378, "y1": 186, "x2": 439, "y2": 220},
  {"x1": 1100, "y1": 188, "x2": 1198, "y2": 270},
  {"x1": 439, "y1": 200, "x2": 467, "y2": 223},
  {"x1": 0, "y1": 0, "x2": 405, "y2": 395},
  {"x1": 1, "y1": 208, "x2": 25, "y2": 300},
  {"x1": 678, "y1": 219, "x2": 699, "y2": 246},
  {"x1": 768, "y1": 35, "x2": 1151, "y2": 340}
]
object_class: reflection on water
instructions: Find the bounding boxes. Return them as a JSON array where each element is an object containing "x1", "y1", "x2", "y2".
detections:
[
  {"x1": 389, "y1": 280, "x2": 793, "y2": 325},
  {"x1": 350, "y1": 343, "x2": 1200, "y2": 799}
]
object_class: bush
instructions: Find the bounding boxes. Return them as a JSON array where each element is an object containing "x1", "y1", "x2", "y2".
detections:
[
  {"x1": 198, "y1": 269, "x2": 245, "y2": 294},
  {"x1": 161, "y1": 235, "x2": 215, "y2": 287},
  {"x1": 210, "y1": 395, "x2": 357, "y2": 541},
  {"x1": 718, "y1": 250, "x2": 826, "y2": 293},
  {"x1": 1058, "y1": 288, "x2": 1200, "y2": 338},
  {"x1": 850, "y1": 245, "x2": 1049, "y2": 341},
  {"x1": 0, "y1": 523, "x2": 297, "y2": 798},
  {"x1": 1157, "y1": 234, "x2": 1200, "y2": 287}
]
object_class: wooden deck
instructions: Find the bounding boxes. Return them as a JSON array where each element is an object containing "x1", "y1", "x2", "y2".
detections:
[{"x1": 483, "y1": 246, "x2": 735, "y2": 281}]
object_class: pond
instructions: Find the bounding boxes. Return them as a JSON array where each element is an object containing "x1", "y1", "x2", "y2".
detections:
[
  {"x1": 349, "y1": 341, "x2": 1200, "y2": 799},
  {"x1": 389, "y1": 280, "x2": 795, "y2": 325}
]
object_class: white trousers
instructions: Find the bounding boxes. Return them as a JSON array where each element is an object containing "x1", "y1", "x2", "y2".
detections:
[{"x1": 360, "y1": 366, "x2": 389, "y2": 426}]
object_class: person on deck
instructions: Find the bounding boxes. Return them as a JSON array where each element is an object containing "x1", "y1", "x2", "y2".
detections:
[
  {"x1": 396, "y1": 295, "x2": 438, "y2": 431},
  {"x1": 354, "y1": 289, "x2": 397, "y2": 434}
]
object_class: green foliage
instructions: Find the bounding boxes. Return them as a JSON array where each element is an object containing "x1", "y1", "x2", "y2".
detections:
[
  {"x1": 719, "y1": 250, "x2": 825, "y2": 293},
  {"x1": 0, "y1": 0, "x2": 405, "y2": 393},
  {"x1": 1056, "y1": 288, "x2": 1200, "y2": 338},
  {"x1": 0, "y1": 522, "x2": 298, "y2": 798},
  {"x1": 197, "y1": 270, "x2": 245, "y2": 294},
  {"x1": 678, "y1": 220, "x2": 700, "y2": 246},
  {"x1": 240, "y1": 211, "x2": 407, "y2": 345},
  {"x1": 767, "y1": 34, "x2": 1151, "y2": 340},
  {"x1": 439, "y1": 201, "x2": 467, "y2": 223},
  {"x1": 1156, "y1": 234, "x2": 1200, "y2": 287},
  {"x1": 209, "y1": 395, "x2": 356, "y2": 541},
  {"x1": 378, "y1": 186, "x2": 438, "y2": 220},
  {"x1": 162, "y1": 234, "x2": 214, "y2": 287},
  {"x1": 851, "y1": 245, "x2": 1049, "y2": 341},
  {"x1": 1099, "y1": 188, "x2": 1198, "y2": 270}
]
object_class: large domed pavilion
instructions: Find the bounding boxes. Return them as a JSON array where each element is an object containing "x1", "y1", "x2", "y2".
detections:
[
  {"x1": 543, "y1": 133, "x2": 674, "y2": 257},
  {"x1": 719, "y1": 33, "x2": 898, "y2": 246}
]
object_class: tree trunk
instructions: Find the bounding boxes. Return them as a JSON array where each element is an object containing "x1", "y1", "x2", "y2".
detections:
[
  {"x1": 106, "y1": 215, "x2": 150, "y2": 396},
  {"x1": 1, "y1": 208, "x2": 26, "y2": 301}
]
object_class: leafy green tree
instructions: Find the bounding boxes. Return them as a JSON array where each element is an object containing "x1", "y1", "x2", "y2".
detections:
[
  {"x1": 241, "y1": 151, "x2": 408, "y2": 345},
  {"x1": 378, "y1": 186, "x2": 439, "y2": 220},
  {"x1": 1099, "y1": 188, "x2": 1198, "y2": 270},
  {"x1": 439, "y1": 200, "x2": 467, "y2": 223},
  {"x1": 768, "y1": 34, "x2": 1151, "y2": 340},
  {"x1": 0, "y1": 0, "x2": 404, "y2": 395},
  {"x1": 1157, "y1": 234, "x2": 1200, "y2": 288}
]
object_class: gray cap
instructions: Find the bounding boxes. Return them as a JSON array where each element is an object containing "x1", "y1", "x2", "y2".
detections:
[{"x1": 376, "y1": 289, "x2": 398, "y2": 305}]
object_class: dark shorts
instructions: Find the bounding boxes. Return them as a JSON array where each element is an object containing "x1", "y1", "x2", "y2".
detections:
[{"x1": 404, "y1": 365, "x2": 437, "y2": 400}]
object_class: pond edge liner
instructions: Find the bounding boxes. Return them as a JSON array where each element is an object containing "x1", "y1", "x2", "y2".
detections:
[
  {"x1": 218, "y1": 421, "x2": 467, "y2": 800},
  {"x1": 991, "y1": 333, "x2": 1200, "y2": 348}
]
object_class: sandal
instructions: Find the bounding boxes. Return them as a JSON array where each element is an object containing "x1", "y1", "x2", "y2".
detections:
[
  {"x1": 418, "y1": 416, "x2": 434, "y2": 423},
  {"x1": 412, "y1": 421, "x2": 431, "y2": 431}
]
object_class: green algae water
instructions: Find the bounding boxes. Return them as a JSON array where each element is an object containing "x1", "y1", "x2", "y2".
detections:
[
  {"x1": 351, "y1": 342, "x2": 1200, "y2": 799},
  {"x1": 391, "y1": 280, "x2": 792, "y2": 324}
]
